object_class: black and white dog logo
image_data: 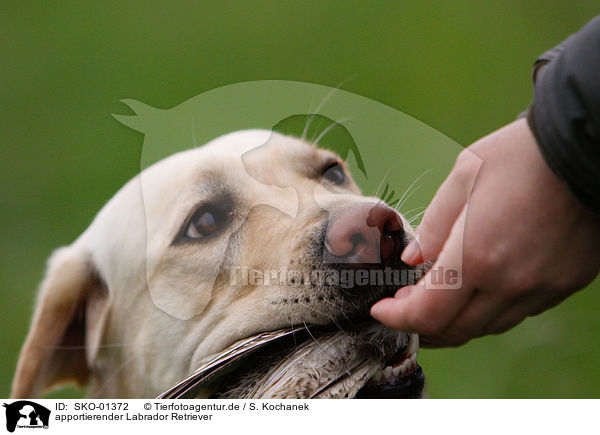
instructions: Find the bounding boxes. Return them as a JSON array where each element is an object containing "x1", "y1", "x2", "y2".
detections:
[{"x1": 3, "y1": 401, "x2": 50, "y2": 432}]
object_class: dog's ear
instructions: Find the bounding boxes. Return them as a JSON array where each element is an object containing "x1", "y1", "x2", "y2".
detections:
[{"x1": 11, "y1": 245, "x2": 110, "y2": 398}]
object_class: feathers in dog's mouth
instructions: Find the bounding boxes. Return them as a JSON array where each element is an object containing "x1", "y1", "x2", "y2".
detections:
[{"x1": 157, "y1": 321, "x2": 423, "y2": 399}]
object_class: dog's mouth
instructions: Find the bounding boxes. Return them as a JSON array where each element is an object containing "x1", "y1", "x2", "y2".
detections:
[
  {"x1": 157, "y1": 321, "x2": 424, "y2": 399},
  {"x1": 157, "y1": 221, "x2": 426, "y2": 399}
]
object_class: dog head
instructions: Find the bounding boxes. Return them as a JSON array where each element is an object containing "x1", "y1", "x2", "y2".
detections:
[{"x1": 12, "y1": 130, "x2": 423, "y2": 398}]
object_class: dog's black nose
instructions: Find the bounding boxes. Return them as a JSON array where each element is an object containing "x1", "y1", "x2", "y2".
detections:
[{"x1": 324, "y1": 203, "x2": 404, "y2": 265}]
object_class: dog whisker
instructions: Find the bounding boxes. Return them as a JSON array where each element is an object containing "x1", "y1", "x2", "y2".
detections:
[
  {"x1": 408, "y1": 210, "x2": 426, "y2": 219},
  {"x1": 373, "y1": 164, "x2": 399, "y2": 198},
  {"x1": 320, "y1": 296, "x2": 351, "y2": 323},
  {"x1": 394, "y1": 169, "x2": 432, "y2": 212},
  {"x1": 297, "y1": 300, "x2": 344, "y2": 334},
  {"x1": 299, "y1": 316, "x2": 353, "y2": 376},
  {"x1": 302, "y1": 321, "x2": 327, "y2": 354},
  {"x1": 395, "y1": 183, "x2": 422, "y2": 213},
  {"x1": 301, "y1": 95, "x2": 316, "y2": 140},
  {"x1": 312, "y1": 116, "x2": 354, "y2": 145},
  {"x1": 408, "y1": 210, "x2": 427, "y2": 225},
  {"x1": 94, "y1": 353, "x2": 138, "y2": 397},
  {"x1": 404, "y1": 205, "x2": 426, "y2": 214},
  {"x1": 302, "y1": 76, "x2": 355, "y2": 140}
]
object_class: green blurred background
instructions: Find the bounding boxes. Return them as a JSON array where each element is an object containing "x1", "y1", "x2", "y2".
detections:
[{"x1": 2, "y1": 1, "x2": 599, "y2": 398}]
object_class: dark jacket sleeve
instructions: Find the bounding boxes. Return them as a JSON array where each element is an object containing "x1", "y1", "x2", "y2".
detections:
[{"x1": 526, "y1": 16, "x2": 600, "y2": 214}]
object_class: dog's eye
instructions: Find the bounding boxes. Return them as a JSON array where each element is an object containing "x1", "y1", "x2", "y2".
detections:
[
  {"x1": 185, "y1": 205, "x2": 231, "y2": 239},
  {"x1": 322, "y1": 162, "x2": 346, "y2": 185}
]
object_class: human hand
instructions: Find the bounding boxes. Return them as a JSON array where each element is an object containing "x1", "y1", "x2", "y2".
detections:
[{"x1": 371, "y1": 118, "x2": 600, "y2": 346}]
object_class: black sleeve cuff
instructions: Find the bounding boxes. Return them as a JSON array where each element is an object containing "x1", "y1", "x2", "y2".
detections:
[{"x1": 526, "y1": 16, "x2": 600, "y2": 214}]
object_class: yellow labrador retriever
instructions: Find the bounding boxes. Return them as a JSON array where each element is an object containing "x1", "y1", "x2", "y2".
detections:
[{"x1": 12, "y1": 130, "x2": 424, "y2": 399}]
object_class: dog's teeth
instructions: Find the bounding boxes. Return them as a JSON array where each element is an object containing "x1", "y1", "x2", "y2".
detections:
[
  {"x1": 410, "y1": 353, "x2": 418, "y2": 366},
  {"x1": 383, "y1": 366, "x2": 393, "y2": 378},
  {"x1": 375, "y1": 338, "x2": 420, "y2": 383},
  {"x1": 407, "y1": 333, "x2": 419, "y2": 355}
]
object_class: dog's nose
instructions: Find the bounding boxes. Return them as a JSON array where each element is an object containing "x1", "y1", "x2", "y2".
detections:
[{"x1": 324, "y1": 203, "x2": 404, "y2": 264}]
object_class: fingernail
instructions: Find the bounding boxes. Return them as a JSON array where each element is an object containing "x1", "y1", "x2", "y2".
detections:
[
  {"x1": 370, "y1": 300, "x2": 387, "y2": 319},
  {"x1": 401, "y1": 235, "x2": 420, "y2": 264},
  {"x1": 394, "y1": 286, "x2": 414, "y2": 299}
]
